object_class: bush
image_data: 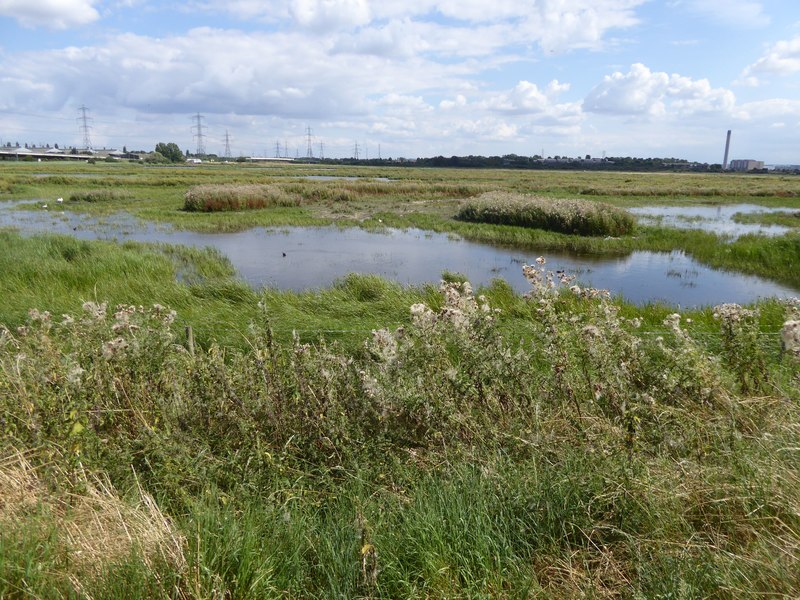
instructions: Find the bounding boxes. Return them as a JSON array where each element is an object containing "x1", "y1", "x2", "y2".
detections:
[
  {"x1": 183, "y1": 184, "x2": 301, "y2": 212},
  {"x1": 456, "y1": 191, "x2": 636, "y2": 236}
]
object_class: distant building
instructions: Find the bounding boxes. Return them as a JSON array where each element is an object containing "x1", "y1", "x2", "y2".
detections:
[{"x1": 729, "y1": 159, "x2": 765, "y2": 172}]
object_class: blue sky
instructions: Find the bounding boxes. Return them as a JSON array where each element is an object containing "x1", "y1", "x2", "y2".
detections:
[{"x1": 1, "y1": 0, "x2": 798, "y2": 163}]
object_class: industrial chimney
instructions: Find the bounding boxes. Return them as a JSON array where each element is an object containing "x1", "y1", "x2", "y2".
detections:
[{"x1": 723, "y1": 130, "x2": 731, "y2": 170}]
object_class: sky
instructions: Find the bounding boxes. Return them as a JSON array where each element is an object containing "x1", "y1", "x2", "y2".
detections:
[{"x1": 0, "y1": 0, "x2": 799, "y2": 163}]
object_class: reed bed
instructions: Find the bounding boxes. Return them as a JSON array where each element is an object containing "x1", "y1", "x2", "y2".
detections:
[
  {"x1": 70, "y1": 188, "x2": 133, "y2": 202},
  {"x1": 184, "y1": 183, "x2": 303, "y2": 212},
  {"x1": 457, "y1": 191, "x2": 636, "y2": 236}
]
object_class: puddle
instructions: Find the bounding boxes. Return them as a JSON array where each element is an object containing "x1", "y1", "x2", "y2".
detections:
[
  {"x1": 629, "y1": 204, "x2": 797, "y2": 238},
  {"x1": 1, "y1": 201, "x2": 797, "y2": 307}
]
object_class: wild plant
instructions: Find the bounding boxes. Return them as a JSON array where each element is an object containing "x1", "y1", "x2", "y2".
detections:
[
  {"x1": 713, "y1": 303, "x2": 770, "y2": 394},
  {"x1": 781, "y1": 299, "x2": 800, "y2": 359},
  {"x1": 363, "y1": 279, "x2": 531, "y2": 450},
  {"x1": 1, "y1": 302, "x2": 187, "y2": 479},
  {"x1": 522, "y1": 258, "x2": 727, "y2": 458}
]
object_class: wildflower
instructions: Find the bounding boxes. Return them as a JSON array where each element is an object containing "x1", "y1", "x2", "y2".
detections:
[
  {"x1": 28, "y1": 308, "x2": 51, "y2": 323},
  {"x1": 82, "y1": 301, "x2": 107, "y2": 321},
  {"x1": 663, "y1": 313, "x2": 682, "y2": 332},
  {"x1": 782, "y1": 320, "x2": 800, "y2": 356},
  {"x1": 410, "y1": 303, "x2": 435, "y2": 327},
  {"x1": 66, "y1": 365, "x2": 85, "y2": 385},
  {"x1": 369, "y1": 328, "x2": 398, "y2": 362},
  {"x1": 102, "y1": 337, "x2": 129, "y2": 359},
  {"x1": 582, "y1": 325, "x2": 602, "y2": 338},
  {"x1": 713, "y1": 303, "x2": 755, "y2": 323}
]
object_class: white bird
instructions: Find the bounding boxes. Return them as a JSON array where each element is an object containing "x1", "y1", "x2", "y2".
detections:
[
  {"x1": 41, "y1": 203, "x2": 48, "y2": 209},
  {"x1": 56, "y1": 197, "x2": 63, "y2": 203}
]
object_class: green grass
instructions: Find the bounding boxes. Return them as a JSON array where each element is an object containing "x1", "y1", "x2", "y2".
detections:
[{"x1": 733, "y1": 209, "x2": 800, "y2": 228}]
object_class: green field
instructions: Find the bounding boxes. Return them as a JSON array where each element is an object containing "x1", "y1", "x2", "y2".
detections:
[{"x1": 1, "y1": 161, "x2": 799, "y2": 598}]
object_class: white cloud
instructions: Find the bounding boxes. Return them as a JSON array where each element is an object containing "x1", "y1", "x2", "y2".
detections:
[
  {"x1": 0, "y1": 27, "x2": 466, "y2": 120},
  {"x1": 439, "y1": 94, "x2": 466, "y2": 110},
  {"x1": 672, "y1": 0, "x2": 770, "y2": 28},
  {"x1": 740, "y1": 36, "x2": 800, "y2": 84},
  {"x1": 733, "y1": 98, "x2": 800, "y2": 121},
  {"x1": 485, "y1": 80, "x2": 578, "y2": 116},
  {"x1": 290, "y1": 0, "x2": 370, "y2": 31},
  {"x1": 0, "y1": 0, "x2": 100, "y2": 29},
  {"x1": 583, "y1": 63, "x2": 735, "y2": 117},
  {"x1": 196, "y1": 0, "x2": 644, "y2": 55}
]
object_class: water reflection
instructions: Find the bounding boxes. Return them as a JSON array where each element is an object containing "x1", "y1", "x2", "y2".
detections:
[
  {"x1": 1, "y1": 201, "x2": 797, "y2": 307},
  {"x1": 629, "y1": 204, "x2": 796, "y2": 238}
]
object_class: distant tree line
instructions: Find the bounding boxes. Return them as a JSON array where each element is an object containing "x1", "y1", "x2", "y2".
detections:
[{"x1": 302, "y1": 154, "x2": 726, "y2": 173}]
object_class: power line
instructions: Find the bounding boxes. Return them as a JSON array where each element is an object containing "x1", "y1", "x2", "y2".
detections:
[
  {"x1": 223, "y1": 129, "x2": 232, "y2": 159},
  {"x1": 353, "y1": 141, "x2": 360, "y2": 160},
  {"x1": 306, "y1": 126, "x2": 314, "y2": 158},
  {"x1": 191, "y1": 113, "x2": 206, "y2": 155},
  {"x1": 77, "y1": 105, "x2": 92, "y2": 150}
]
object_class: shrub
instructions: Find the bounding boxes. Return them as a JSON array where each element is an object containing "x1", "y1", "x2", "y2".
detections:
[
  {"x1": 183, "y1": 184, "x2": 300, "y2": 212},
  {"x1": 456, "y1": 191, "x2": 636, "y2": 236}
]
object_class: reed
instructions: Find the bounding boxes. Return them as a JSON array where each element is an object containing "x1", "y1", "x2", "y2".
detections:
[
  {"x1": 70, "y1": 188, "x2": 133, "y2": 202},
  {"x1": 456, "y1": 191, "x2": 636, "y2": 236},
  {"x1": 183, "y1": 184, "x2": 301, "y2": 211}
]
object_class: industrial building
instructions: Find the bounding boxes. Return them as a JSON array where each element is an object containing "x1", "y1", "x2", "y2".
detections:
[{"x1": 728, "y1": 159, "x2": 765, "y2": 172}]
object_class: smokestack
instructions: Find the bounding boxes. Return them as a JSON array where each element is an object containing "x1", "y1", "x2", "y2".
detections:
[{"x1": 723, "y1": 130, "x2": 731, "y2": 170}]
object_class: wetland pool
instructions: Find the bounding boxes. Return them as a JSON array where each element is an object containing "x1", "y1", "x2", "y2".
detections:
[
  {"x1": 629, "y1": 204, "x2": 797, "y2": 238},
  {"x1": 2, "y1": 201, "x2": 798, "y2": 307}
]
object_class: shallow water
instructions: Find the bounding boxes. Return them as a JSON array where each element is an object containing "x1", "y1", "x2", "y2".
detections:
[
  {"x1": 629, "y1": 204, "x2": 797, "y2": 238},
  {"x1": 1, "y1": 201, "x2": 797, "y2": 307}
]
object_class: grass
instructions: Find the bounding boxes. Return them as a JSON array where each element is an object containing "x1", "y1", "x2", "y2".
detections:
[
  {"x1": 1, "y1": 274, "x2": 798, "y2": 596},
  {"x1": 733, "y1": 209, "x2": 800, "y2": 228}
]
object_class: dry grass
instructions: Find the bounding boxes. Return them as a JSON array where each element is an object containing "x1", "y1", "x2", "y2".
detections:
[{"x1": 0, "y1": 449, "x2": 186, "y2": 585}]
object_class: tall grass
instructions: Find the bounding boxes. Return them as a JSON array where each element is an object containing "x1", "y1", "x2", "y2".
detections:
[
  {"x1": 457, "y1": 191, "x2": 636, "y2": 236},
  {"x1": 184, "y1": 184, "x2": 301, "y2": 211},
  {"x1": 70, "y1": 189, "x2": 133, "y2": 202}
]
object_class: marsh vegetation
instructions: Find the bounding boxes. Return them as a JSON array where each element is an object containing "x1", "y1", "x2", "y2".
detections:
[{"x1": 1, "y1": 161, "x2": 800, "y2": 597}]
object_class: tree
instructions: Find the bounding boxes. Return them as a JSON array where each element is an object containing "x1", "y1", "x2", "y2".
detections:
[{"x1": 154, "y1": 142, "x2": 184, "y2": 163}]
